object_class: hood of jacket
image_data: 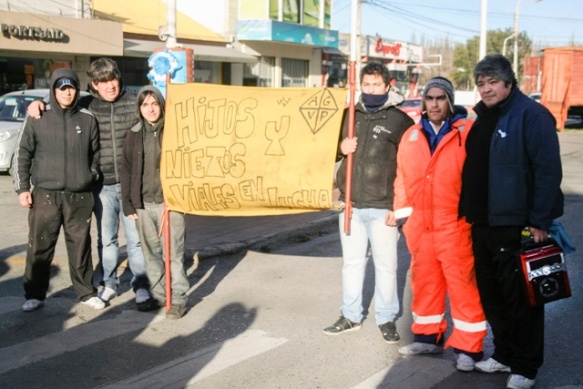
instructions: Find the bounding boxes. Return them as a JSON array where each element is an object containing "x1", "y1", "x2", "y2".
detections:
[
  {"x1": 130, "y1": 85, "x2": 166, "y2": 133},
  {"x1": 49, "y1": 68, "x2": 80, "y2": 114}
]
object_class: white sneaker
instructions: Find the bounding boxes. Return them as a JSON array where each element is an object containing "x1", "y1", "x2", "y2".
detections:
[
  {"x1": 81, "y1": 296, "x2": 106, "y2": 310},
  {"x1": 455, "y1": 353, "x2": 475, "y2": 372},
  {"x1": 98, "y1": 286, "x2": 116, "y2": 302},
  {"x1": 135, "y1": 288, "x2": 150, "y2": 304},
  {"x1": 22, "y1": 299, "x2": 43, "y2": 312},
  {"x1": 398, "y1": 342, "x2": 443, "y2": 355},
  {"x1": 506, "y1": 374, "x2": 535, "y2": 389},
  {"x1": 475, "y1": 357, "x2": 511, "y2": 373}
]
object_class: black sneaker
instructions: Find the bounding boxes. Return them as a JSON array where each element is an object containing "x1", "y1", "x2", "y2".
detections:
[
  {"x1": 379, "y1": 321, "x2": 400, "y2": 344},
  {"x1": 323, "y1": 315, "x2": 361, "y2": 335},
  {"x1": 137, "y1": 297, "x2": 161, "y2": 312},
  {"x1": 166, "y1": 304, "x2": 187, "y2": 320}
]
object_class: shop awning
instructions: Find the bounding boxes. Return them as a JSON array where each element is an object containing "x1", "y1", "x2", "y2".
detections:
[
  {"x1": 124, "y1": 39, "x2": 258, "y2": 63},
  {"x1": 93, "y1": 0, "x2": 226, "y2": 43}
]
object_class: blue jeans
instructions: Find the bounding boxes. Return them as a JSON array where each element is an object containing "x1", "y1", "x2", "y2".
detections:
[
  {"x1": 339, "y1": 208, "x2": 400, "y2": 325},
  {"x1": 94, "y1": 183, "x2": 149, "y2": 291}
]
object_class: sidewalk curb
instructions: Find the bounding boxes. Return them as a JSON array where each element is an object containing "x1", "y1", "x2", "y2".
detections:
[{"x1": 187, "y1": 211, "x2": 339, "y2": 260}]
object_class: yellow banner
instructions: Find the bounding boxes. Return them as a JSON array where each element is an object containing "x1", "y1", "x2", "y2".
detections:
[{"x1": 162, "y1": 83, "x2": 346, "y2": 216}]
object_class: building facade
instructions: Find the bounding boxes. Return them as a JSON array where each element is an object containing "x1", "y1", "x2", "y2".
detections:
[
  {"x1": 0, "y1": 0, "x2": 422, "y2": 92},
  {"x1": 324, "y1": 33, "x2": 423, "y2": 96},
  {"x1": 182, "y1": 0, "x2": 338, "y2": 88},
  {"x1": 0, "y1": 0, "x2": 258, "y2": 92},
  {"x1": 0, "y1": 3, "x2": 122, "y2": 94},
  {"x1": 93, "y1": 0, "x2": 258, "y2": 88},
  {"x1": 237, "y1": 0, "x2": 338, "y2": 88}
]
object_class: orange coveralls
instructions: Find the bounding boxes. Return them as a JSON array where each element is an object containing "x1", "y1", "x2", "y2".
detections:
[{"x1": 394, "y1": 119, "x2": 486, "y2": 353}]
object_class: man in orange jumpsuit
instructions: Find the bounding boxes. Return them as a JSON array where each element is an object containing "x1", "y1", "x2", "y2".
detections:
[{"x1": 393, "y1": 77, "x2": 487, "y2": 372}]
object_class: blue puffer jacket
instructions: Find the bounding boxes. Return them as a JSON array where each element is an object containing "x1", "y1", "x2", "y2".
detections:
[{"x1": 477, "y1": 87, "x2": 563, "y2": 230}]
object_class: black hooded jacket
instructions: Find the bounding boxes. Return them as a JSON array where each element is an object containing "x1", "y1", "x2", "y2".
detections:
[
  {"x1": 120, "y1": 86, "x2": 165, "y2": 216},
  {"x1": 14, "y1": 68, "x2": 100, "y2": 194}
]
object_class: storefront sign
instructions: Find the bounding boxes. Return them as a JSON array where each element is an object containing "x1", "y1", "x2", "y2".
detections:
[
  {"x1": 1, "y1": 23, "x2": 66, "y2": 41},
  {"x1": 367, "y1": 36, "x2": 423, "y2": 62},
  {"x1": 0, "y1": 11, "x2": 123, "y2": 55},
  {"x1": 375, "y1": 39, "x2": 401, "y2": 56},
  {"x1": 237, "y1": 20, "x2": 338, "y2": 48}
]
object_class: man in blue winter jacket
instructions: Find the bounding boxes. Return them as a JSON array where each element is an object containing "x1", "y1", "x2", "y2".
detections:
[{"x1": 459, "y1": 54, "x2": 564, "y2": 389}]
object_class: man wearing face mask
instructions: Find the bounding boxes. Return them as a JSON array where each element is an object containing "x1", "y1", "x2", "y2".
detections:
[{"x1": 324, "y1": 62, "x2": 413, "y2": 343}]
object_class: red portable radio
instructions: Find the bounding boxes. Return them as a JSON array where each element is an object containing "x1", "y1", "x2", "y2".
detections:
[{"x1": 519, "y1": 238, "x2": 571, "y2": 307}]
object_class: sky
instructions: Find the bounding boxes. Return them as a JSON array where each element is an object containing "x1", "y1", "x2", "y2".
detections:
[{"x1": 331, "y1": 0, "x2": 583, "y2": 48}]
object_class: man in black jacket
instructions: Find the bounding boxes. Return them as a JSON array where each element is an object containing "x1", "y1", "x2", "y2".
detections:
[
  {"x1": 323, "y1": 62, "x2": 413, "y2": 343},
  {"x1": 14, "y1": 68, "x2": 104, "y2": 311}
]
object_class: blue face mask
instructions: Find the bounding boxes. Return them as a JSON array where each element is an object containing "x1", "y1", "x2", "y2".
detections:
[{"x1": 361, "y1": 92, "x2": 389, "y2": 112}]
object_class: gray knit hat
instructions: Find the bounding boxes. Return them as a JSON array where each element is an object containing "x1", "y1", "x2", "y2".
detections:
[{"x1": 423, "y1": 76, "x2": 454, "y2": 113}]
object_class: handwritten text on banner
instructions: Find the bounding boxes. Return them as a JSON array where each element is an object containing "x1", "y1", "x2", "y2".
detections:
[{"x1": 162, "y1": 83, "x2": 347, "y2": 216}]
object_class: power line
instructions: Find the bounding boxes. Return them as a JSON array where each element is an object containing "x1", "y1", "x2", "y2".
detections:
[{"x1": 332, "y1": 0, "x2": 583, "y2": 46}]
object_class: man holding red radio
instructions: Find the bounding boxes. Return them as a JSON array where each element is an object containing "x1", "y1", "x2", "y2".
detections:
[{"x1": 459, "y1": 54, "x2": 564, "y2": 389}]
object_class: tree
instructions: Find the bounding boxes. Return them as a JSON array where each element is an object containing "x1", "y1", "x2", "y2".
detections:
[
  {"x1": 451, "y1": 44, "x2": 472, "y2": 90},
  {"x1": 450, "y1": 28, "x2": 533, "y2": 90}
]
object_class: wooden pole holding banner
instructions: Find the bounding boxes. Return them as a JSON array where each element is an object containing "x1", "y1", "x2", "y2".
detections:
[
  {"x1": 163, "y1": 72, "x2": 172, "y2": 312},
  {"x1": 162, "y1": 202, "x2": 172, "y2": 312},
  {"x1": 343, "y1": 0, "x2": 359, "y2": 234}
]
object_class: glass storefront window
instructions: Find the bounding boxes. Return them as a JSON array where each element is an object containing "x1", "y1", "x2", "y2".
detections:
[
  {"x1": 282, "y1": 58, "x2": 308, "y2": 87},
  {"x1": 0, "y1": 58, "x2": 71, "y2": 95},
  {"x1": 243, "y1": 56, "x2": 275, "y2": 87},
  {"x1": 194, "y1": 61, "x2": 221, "y2": 84}
]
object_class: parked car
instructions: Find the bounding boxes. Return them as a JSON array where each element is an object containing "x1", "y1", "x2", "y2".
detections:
[
  {"x1": 0, "y1": 88, "x2": 88, "y2": 174},
  {"x1": 565, "y1": 114, "x2": 583, "y2": 128},
  {"x1": 398, "y1": 97, "x2": 422, "y2": 123}
]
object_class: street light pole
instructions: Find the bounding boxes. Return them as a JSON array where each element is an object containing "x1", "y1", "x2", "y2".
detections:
[
  {"x1": 479, "y1": 0, "x2": 488, "y2": 60},
  {"x1": 513, "y1": 0, "x2": 542, "y2": 75},
  {"x1": 503, "y1": 34, "x2": 514, "y2": 56},
  {"x1": 165, "y1": 0, "x2": 177, "y2": 48},
  {"x1": 513, "y1": 0, "x2": 522, "y2": 72}
]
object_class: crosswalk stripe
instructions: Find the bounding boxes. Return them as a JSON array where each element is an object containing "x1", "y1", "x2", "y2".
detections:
[
  {"x1": 0, "y1": 310, "x2": 163, "y2": 375},
  {"x1": 100, "y1": 329, "x2": 288, "y2": 388}
]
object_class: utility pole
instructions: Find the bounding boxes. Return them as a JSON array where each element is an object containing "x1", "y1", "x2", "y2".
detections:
[
  {"x1": 513, "y1": 0, "x2": 522, "y2": 72},
  {"x1": 165, "y1": 0, "x2": 177, "y2": 48},
  {"x1": 355, "y1": 0, "x2": 361, "y2": 90},
  {"x1": 479, "y1": 0, "x2": 488, "y2": 60},
  {"x1": 476, "y1": 0, "x2": 488, "y2": 104}
]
